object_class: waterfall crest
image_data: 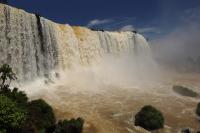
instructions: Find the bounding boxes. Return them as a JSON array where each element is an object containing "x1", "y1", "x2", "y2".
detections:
[{"x1": 0, "y1": 4, "x2": 152, "y2": 81}]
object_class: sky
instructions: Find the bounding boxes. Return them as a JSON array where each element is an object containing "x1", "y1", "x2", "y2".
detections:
[{"x1": 8, "y1": 0, "x2": 200, "y2": 40}]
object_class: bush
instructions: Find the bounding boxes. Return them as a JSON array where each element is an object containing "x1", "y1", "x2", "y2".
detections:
[
  {"x1": 196, "y1": 103, "x2": 200, "y2": 117},
  {"x1": 27, "y1": 99, "x2": 56, "y2": 131},
  {"x1": 11, "y1": 88, "x2": 28, "y2": 109},
  {"x1": 54, "y1": 117, "x2": 84, "y2": 133},
  {"x1": 0, "y1": 95, "x2": 27, "y2": 130},
  {"x1": 0, "y1": 64, "x2": 85, "y2": 132},
  {"x1": 135, "y1": 105, "x2": 164, "y2": 131},
  {"x1": 0, "y1": 86, "x2": 28, "y2": 110}
]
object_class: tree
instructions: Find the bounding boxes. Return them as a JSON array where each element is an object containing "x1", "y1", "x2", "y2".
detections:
[
  {"x1": 135, "y1": 105, "x2": 164, "y2": 131},
  {"x1": 0, "y1": 95, "x2": 26, "y2": 130},
  {"x1": 54, "y1": 118, "x2": 84, "y2": 133},
  {"x1": 27, "y1": 99, "x2": 56, "y2": 131},
  {"x1": 0, "y1": 64, "x2": 16, "y2": 87},
  {"x1": 0, "y1": 64, "x2": 27, "y2": 109},
  {"x1": 0, "y1": 86, "x2": 28, "y2": 110},
  {"x1": 0, "y1": 64, "x2": 85, "y2": 132}
]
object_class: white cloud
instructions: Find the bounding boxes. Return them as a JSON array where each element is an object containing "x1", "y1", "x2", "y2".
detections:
[
  {"x1": 119, "y1": 25, "x2": 160, "y2": 33},
  {"x1": 181, "y1": 6, "x2": 200, "y2": 24},
  {"x1": 120, "y1": 25, "x2": 135, "y2": 31},
  {"x1": 87, "y1": 19, "x2": 113, "y2": 27},
  {"x1": 138, "y1": 27, "x2": 160, "y2": 34}
]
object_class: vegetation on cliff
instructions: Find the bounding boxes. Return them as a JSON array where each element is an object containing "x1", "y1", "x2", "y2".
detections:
[
  {"x1": 0, "y1": 64, "x2": 84, "y2": 133},
  {"x1": 54, "y1": 118, "x2": 84, "y2": 133},
  {"x1": 0, "y1": 94, "x2": 26, "y2": 132}
]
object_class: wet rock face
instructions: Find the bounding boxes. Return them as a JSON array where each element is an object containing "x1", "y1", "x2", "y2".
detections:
[
  {"x1": 181, "y1": 128, "x2": 193, "y2": 133},
  {"x1": 173, "y1": 86, "x2": 199, "y2": 98},
  {"x1": 0, "y1": 4, "x2": 152, "y2": 81}
]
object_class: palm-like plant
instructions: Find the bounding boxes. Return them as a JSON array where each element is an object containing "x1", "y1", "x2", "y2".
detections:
[{"x1": 0, "y1": 64, "x2": 17, "y2": 86}]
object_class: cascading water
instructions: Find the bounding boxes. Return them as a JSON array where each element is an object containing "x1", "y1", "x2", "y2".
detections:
[
  {"x1": 2, "y1": 4, "x2": 200, "y2": 133},
  {"x1": 0, "y1": 3, "x2": 152, "y2": 81}
]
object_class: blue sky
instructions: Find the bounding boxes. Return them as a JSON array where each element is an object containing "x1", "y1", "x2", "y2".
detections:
[{"x1": 8, "y1": 0, "x2": 200, "y2": 39}]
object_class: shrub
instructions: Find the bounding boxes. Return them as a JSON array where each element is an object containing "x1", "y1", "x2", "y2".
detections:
[
  {"x1": 27, "y1": 99, "x2": 56, "y2": 130},
  {"x1": 196, "y1": 103, "x2": 200, "y2": 117},
  {"x1": 54, "y1": 117, "x2": 84, "y2": 133},
  {"x1": 135, "y1": 105, "x2": 164, "y2": 131},
  {"x1": 0, "y1": 64, "x2": 85, "y2": 133},
  {"x1": 11, "y1": 88, "x2": 28, "y2": 109},
  {"x1": 0, "y1": 86, "x2": 28, "y2": 110},
  {"x1": 0, "y1": 95, "x2": 27, "y2": 130}
]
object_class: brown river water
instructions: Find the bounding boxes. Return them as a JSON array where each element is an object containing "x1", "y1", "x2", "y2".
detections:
[{"x1": 21, "y1": 72, "x2": 200, "y2": 133}]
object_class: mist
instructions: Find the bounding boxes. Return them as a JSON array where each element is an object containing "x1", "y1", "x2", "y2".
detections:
[
  {"x1": 20, "y1": 53, "x2": 160, "y2": 98},
  {"x1": 151, "y1": 17, "x2": 200, "y2": 72},
  {"x1": 152, "y1": 23, "x2": 200, "y2": 60}
]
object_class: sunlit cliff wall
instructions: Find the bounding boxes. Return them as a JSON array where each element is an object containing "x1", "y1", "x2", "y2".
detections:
[{"x1": 0, "y1": 4, "x2": 151, "y2": 81}]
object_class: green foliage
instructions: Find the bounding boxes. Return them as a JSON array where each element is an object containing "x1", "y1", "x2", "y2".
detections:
[
  {"x1": 11, "y1": 87, "x2": 28, "y2": 109},
  {"x1": 173, "y1": 85, "x2": 198, "y2": 97},
  {"x1": 0, "y1": 64, "x2": 16, "y2": 86},
  {"x1": 196, "y1": 103, "x2": 200, "y2": 117},
  {"x1": 0, "y1": 129, "x2": 6, "y2": 133},
  {"x1": 135, "y1": 105, "x2": 164, "y2": 131},
  {"x1": 0, "y1": 95, "x2": 26, "y2": 130},
  {"x1": 27, "y1": 99, "x2": 56, "y2": 130},
  {"x1": 0, "y1": 64, "x2": 84, "y2": 132},
  {"x1": 54, "y1": 118, "x2": 84, "y2": 133},
  {"x1": 0, "y1": 85, "x2": 28, "y2": 110}
]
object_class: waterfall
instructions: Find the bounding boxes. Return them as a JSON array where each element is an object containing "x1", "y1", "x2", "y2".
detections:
[{"x1": 0, "y1": 4, "x2": 153, "y2": 81}]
